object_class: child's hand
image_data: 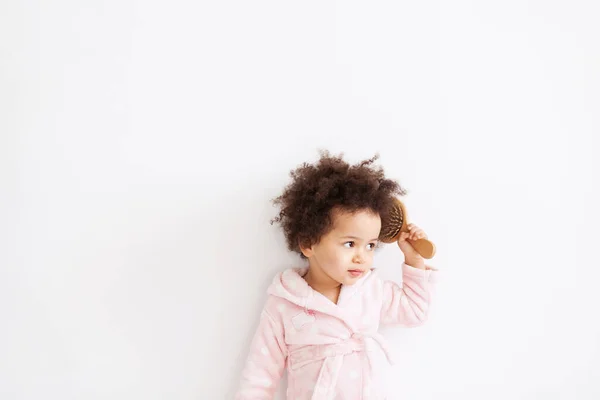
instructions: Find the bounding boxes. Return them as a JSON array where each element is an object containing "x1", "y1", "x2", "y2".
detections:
[{"x1": 397, "y1": 223, "x2": 427, "y2": 269}]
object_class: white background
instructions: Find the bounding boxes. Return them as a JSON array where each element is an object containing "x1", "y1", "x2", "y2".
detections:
[{"x1": 1, "y1": 1, "x2": 599, "y2": 399}]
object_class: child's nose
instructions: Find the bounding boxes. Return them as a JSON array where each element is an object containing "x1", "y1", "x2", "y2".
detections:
[{"x1": 352, "y1": 251, "x2": 365, "y2": 264}]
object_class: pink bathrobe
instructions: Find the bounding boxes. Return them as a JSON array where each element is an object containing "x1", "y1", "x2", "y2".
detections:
[{"x1": 235, "y1": 263, "x2": 437, "y2": 399}]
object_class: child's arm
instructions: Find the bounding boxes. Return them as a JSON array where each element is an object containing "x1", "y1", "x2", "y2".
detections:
[
  {"x1": 380, "y1": 262, "x2": 437, "y2": 327},
  {"x1": 235, "y1": 304, "x2": 287, "y2": 399},
  {"x1": 380, "y1": 223, "x2": 438, "y2": 326}
]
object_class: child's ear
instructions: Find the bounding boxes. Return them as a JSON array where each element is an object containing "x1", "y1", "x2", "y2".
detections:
[{"x1": 299, "y1": 240, "x2": 313, "y2": 258}]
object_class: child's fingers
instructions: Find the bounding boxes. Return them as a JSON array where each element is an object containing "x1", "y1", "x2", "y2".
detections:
[{"x1": 408, "y1": 226, "x2": 427, "y2": 240}]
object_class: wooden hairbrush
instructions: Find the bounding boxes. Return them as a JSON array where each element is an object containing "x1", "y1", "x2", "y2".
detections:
[{"x1": 379, "y1": 197, "x2": 436, "y2": 259}]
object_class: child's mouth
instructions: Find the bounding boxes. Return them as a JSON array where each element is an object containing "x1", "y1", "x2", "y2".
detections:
[{"x1": 348, "y1": 269, "x2": 364, "y2": 277}]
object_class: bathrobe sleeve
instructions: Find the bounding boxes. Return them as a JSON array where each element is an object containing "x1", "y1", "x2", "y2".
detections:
[
  {"x1": 380, "y1": 263, "x2": 437, "y2": 327},
  {"x1": 235, "y1": 307, "x2": 287, "y2": 399}
]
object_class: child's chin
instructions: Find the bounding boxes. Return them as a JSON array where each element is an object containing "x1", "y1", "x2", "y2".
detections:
[{"x1": 341, "y1": 275, "x2": 362, "y2": 285}]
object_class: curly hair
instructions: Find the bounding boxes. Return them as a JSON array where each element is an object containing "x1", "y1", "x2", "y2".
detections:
[{"x1": 270, "y1": 150, "x2": 407, "y2": 258}]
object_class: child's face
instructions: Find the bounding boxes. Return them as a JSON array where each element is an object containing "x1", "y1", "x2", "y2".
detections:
[{"x1": 301, "y1": 207, "x2": 382, "y2": 286}]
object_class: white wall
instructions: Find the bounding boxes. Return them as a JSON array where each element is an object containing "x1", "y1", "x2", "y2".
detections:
[{"x1": 1, "y1": 0, "x2": 599, "y2": 399}]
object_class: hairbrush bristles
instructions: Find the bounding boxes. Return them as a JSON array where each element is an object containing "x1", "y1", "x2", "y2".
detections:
[{"x1": 379, "y1": 198, "x2": 405, "y2": 243}]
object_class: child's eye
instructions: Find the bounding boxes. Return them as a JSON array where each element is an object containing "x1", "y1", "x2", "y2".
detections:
[
  {"x1": 367, "y1": 243, "x2": 376, "y2": 250},
  {"x1": 343, "y1": 241, "x2": 354, "y2": 248}
]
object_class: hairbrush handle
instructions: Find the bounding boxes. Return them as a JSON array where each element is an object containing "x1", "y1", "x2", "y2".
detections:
[{"x1": 406, "y1": 237, "x2": 436, "y2": 259}]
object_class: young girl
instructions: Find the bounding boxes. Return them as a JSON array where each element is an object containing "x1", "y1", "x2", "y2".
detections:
[{"x1": 235, "y1": 151, "x2": 438, "y2": 399}]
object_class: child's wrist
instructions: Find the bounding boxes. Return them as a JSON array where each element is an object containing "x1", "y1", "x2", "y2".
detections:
[{"x1": 405, "y1": 259, "x2": 426, "y2": 269}]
